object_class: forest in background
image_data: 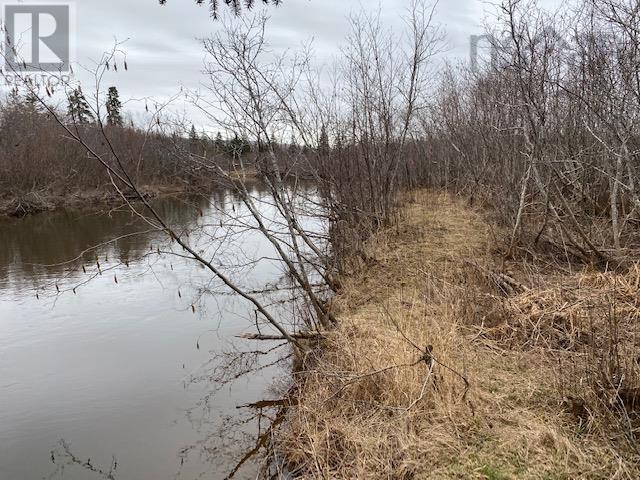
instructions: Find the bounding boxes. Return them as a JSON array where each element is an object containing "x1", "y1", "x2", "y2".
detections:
[{"x1": 0, "y1": 86, "x2": 263, "y2": 216}]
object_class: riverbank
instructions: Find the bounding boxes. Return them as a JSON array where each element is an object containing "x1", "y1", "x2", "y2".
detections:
[
  {"x1": 0, "y1": 169, "x2": 262, "y2": 218},
  {"x1": 0, "y1": 185, "x2": 199, "y2": 218},
  {"x1": 281, "y1": 190, "x2": 640, "y2": 479}
]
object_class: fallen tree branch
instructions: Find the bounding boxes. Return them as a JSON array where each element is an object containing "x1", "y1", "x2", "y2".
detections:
[
  {"x1": 237, "y1": 332, "x2": 323, "y2": 341},
  {"x1": 236, "y1": 398, "x2": 298, "y2": 409}
]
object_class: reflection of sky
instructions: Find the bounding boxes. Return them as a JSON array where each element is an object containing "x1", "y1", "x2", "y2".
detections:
[{"x1": 0, "y1": 185, "x2": 322, "y2": 480}]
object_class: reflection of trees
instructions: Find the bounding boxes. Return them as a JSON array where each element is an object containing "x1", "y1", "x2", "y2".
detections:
[
  {"x1": 0, "y1": 193, "x2": 223, "y2": 288},
  {"x1": 48, "y1": 440, "x2": 117, "y2": 480},
  {"x1": 0, "y1": 181, "x2": 290, "y2": 293},
  {"x1": 1, "y1": 181, "x2": 313, "y2": 480}
]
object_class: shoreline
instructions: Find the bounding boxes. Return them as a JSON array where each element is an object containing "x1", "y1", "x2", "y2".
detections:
[
  {"x1": 0, "y1": 185, "x2": 192, "y2": 218},
  {"x1": 279, "y1": 189, "x2": 640, "y2": 479},
  {"x1": 0, "y1": 169, "x2": 264, "y2": 219}
]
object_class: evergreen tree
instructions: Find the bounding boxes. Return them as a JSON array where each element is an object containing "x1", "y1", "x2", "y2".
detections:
[
  {"x1": 214, "y1": 131, "x2": 225, "y2": 152},
  {"x1": 24, "y1": 90, "x2": 41, "y2": 112},
  {"x1": 67, "y1": 88, "x2": 94, "y2": 124},
  {"x1": 0, "y1": 89, "x2": 42, "y2": 132},
  {"x1": 319, "y1": 124, "x2": 330, "y2": 154},
  {"x1": 106, "y1": 86, "x2": 123, "y2": 127},
  {"x1": 158, "y1": 0, "x2": 279, "y2": 18},
  {"x1": 228, "y1": 133, "x2": 250, "y2": 160},
  {"x1": 289, "y1": 132, "x2": 299, "y2": 154},
  {"x1": 8, "y1": 86, "x2": 20, "y2": 104},
  {"x1": 256, "y1": 134, "x2": 268, "y2": 153},
  {"x1": 189, "y1": 124, "x2": 198, "y2": 142}
]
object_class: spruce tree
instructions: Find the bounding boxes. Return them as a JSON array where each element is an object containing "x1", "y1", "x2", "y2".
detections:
[
  {"x1": 214, "y1": 131, "x2": 225, "y2": 152},
  {"x1": 68, "y1": 88, "x2": 94, "y2": 124},
  {"x1": 24, "y1": 90, "x2": 41, "y2": 113},
  {"x1": 189, "y1": 125, "x2": 198, "y2": 142},
  {"x1": 158, "y1": 0, "x2": 279, "y2": 18},
  {"x1": 228, "y1": 134, "x2": 250, "y2": 160},
  {"x1": 319, "y1": 124, "x2": 330, "y2": 154},
  {"x1": 106, "y1": 86, "x2": 123, "y2": 127}
]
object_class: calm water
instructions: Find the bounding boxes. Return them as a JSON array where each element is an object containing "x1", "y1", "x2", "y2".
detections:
[{"x1": 0, "y1": 187, "x2": 296, "y2": 480}]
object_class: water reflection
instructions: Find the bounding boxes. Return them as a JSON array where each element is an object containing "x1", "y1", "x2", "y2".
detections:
[{"x1": 0, "y1": 183, "x2": 302, "y2": 480}]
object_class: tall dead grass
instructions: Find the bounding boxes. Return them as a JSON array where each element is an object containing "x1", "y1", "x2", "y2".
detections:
[
  {"x1": 490, "y1": 264, "x2": 640, "y2": 460},
  {"x1": 279, "y1": 191, "x2": 640, "y2": 479}
]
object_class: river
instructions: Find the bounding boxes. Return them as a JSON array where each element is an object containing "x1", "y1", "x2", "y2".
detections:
[{"x1": 0, "y1": 185, "x2": 300, "y2": 480}]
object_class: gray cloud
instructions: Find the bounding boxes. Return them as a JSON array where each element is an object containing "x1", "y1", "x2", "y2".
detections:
[{"x1": 7, "y1": 0, "x2": 563, "y2": 127}]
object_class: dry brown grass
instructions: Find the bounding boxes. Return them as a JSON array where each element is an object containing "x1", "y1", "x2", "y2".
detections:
[
  {"x1": 496, "y1": 266, "x2": 640, "y2": 350},
  {"x1": 279, "y1": 190, "x2": 640, "y2": 479},
  {"x1": 493, "y1": 265, "x2": 640, "y2": 463}
]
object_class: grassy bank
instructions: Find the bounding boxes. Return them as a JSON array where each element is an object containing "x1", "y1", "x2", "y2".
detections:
[{"x1": 281, "y1": 190, "x2": 640, "y2": 479}]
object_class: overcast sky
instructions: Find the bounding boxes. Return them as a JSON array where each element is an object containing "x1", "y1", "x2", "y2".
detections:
[{"x1": 7, "y1": 0, "x2": 562, "y2": 130}]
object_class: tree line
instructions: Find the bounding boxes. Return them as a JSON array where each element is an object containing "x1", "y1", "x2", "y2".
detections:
[{"x1": 0, "y1": 85, "x2": 267, "y2": 206}]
